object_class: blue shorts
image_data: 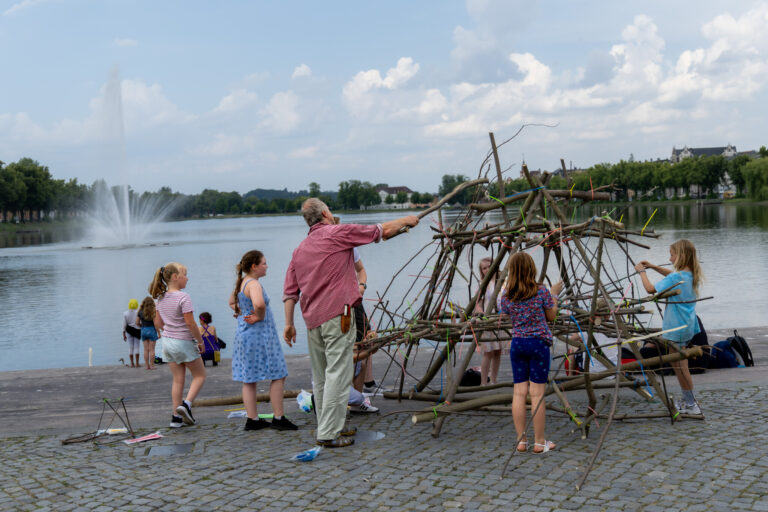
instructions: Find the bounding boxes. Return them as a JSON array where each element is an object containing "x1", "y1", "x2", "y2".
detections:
[
  {"x1": 509, "y1": 337, "x2": 551, "y2": 384},
  {"x1": 141, "y1": 326, "x2": 158, "y2": 342}
]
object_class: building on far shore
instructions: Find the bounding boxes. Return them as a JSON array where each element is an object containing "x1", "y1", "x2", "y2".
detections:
[
  {"x1": 370, "y1": 186, "x2": 414, "y2": 209},
  {"x1": 667, "y1": 144, "x2": 758, "y2": 199},
  {"x1": 670, "y1": 144, "x2": 737, "y2": 163}
]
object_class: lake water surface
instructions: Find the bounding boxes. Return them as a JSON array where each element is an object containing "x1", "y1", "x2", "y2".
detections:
[{"x1": 1, "y1": 203, "x2": 766, "y2": 371}]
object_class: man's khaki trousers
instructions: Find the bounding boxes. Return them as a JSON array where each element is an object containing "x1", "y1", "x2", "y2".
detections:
[{"x1": 307, "y1": 310, "x2": 355, "y2": 441}]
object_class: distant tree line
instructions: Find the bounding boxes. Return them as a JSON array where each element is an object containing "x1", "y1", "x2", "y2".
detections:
[
  {"x1": 0, "y1": 161, "x2": 437, "y2": 223},
  {"x1": 451, "y1": 147, "x2": 768, "y2": 204},
  {"x1": 3, "y1": 148, "x2": 766, "y2": 223}
]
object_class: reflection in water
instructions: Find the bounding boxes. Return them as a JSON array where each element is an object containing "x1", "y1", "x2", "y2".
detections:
[{"x1": 0, "y1": 204, "x2": 766, "y2": 372}]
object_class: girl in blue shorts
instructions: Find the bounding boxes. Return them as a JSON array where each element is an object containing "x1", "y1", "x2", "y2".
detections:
[{"x1": 498, "y1": 252, "x2": 562, "y2": 453}]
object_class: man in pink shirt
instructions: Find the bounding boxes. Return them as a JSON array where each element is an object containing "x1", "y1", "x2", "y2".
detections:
[{"x1": 284, "y1": 198, "x2": 418, "y2": 447}]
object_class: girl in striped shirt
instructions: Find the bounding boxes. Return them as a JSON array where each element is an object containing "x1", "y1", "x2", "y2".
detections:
[{"x1": 149, "y1": 262, "x2": 207, "y2": 428}]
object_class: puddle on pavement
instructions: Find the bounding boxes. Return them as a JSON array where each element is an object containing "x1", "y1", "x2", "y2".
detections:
[
  {"x1": 144, "y1": 443, "x2": 195, "y2": 456},
  {"x1": 354, "y1": 430, "x2": 385, "y2": 442}
]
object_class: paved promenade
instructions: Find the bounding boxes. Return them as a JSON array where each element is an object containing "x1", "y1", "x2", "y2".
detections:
[{"x1": 1, "y1": 327, "x2": 767, "y2": 511}]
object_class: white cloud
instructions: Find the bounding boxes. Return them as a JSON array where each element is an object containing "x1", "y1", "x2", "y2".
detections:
[
  {"x1": 212, "y1": 89, "x2": 259, "y2": 114},
  {"x1": 261, "y1": 91, "x2": 300, "y2": 133},
  {"x1": 189, "y1": 134, "x2": 256, "y2": 157},
  {"x1": 292, "y1": 64, "x2": 312, "y2": 79},
  {"x1": 114, "y1": 38, "x2": 138, "y2": 48},
  {"x1": 342, "y1": 57, "x2": 420, "y2": 116},
  {"x1": 288, "y1": 145, "x2": 320, "y2": 159},
  {"x1": 114, "y1": 79, "x2": 195, "y2": 129},
  {"x1": 3, "y1": 0, "x2": 50, "y2": 16}
]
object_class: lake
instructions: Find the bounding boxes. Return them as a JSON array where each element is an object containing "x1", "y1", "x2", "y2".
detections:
[{"x1": 0, "y1": 203, "x2": 766, "y2": 372}]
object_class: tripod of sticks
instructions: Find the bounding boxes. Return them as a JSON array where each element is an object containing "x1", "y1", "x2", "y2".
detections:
[{"x1": 358, "y1": 131, "x2": 708, "y2": 488}]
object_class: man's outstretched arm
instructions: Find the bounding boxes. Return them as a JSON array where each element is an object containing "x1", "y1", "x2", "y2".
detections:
[{"x1": 381, "y1": 215, "x2": 419, "y2": 240}]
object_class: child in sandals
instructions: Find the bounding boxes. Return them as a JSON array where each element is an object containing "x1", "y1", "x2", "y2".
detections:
[{"x1": 497, "y1": 252, "x2": 562, "y2": 453}]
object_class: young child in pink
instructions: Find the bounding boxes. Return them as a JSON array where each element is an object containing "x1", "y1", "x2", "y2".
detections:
[{"x1": 149, "y1": 262, "x2": 207, "y2": 428}]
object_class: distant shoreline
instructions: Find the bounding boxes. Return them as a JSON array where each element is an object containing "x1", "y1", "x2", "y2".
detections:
[{"x1": 2, "y1": 198, "x2": 766, "y2": 239}]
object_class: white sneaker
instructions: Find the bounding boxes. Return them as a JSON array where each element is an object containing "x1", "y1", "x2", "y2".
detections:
[
  {"x1": 679, "y1": 402, "x2": 702, "y2": 415},
  {"x1": 350, "y1": 398, "x2": 379, "y2": 414}
]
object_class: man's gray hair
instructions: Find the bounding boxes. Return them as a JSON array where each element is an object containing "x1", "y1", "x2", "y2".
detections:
[{"x1": 302, "y1": 198, "x2": 329, "y2": 226}]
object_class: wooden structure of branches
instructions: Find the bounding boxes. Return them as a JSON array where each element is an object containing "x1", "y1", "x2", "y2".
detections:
[{"x1": 356, "y1": 131, "x2": 710, "y2": 488}]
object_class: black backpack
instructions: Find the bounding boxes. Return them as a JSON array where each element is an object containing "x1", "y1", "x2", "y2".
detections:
[
  {"x1": 728, "y1": 330, "x2": 754, "y2": 367},
  {"x1": 460, "y1": 368, "x2": 482, "y2": 386},
  {"x1": 686, "y1": 317, "x2": 710, "y2": 374}
]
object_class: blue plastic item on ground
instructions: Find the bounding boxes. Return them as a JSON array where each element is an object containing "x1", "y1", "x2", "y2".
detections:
[{"x1": 292, "y1": 446, "x2": 322, "y2": 462}]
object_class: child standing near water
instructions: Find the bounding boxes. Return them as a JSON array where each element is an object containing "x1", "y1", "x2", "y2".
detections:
[
  {"x1": 138, "y1": 296, "x2": 159, "y2": 370},
  {"x1": 475, "y1": 257, "x2": 505, "y2": 385},
  {"x1": 122, "y1": 299, "x2": 141, "y2": 368},
  {"x1": 229, "y1": 250, "x2": 297, "y2": 431},
  {"x1": 497, "y1": 252, "x2": 563, "y2": 454},
  {"x1": 635, "y1": 239, "x2": 703, "y2": 415},
  {"x1": 149, "y1": 263, "x2": 207, "y2": 428}
]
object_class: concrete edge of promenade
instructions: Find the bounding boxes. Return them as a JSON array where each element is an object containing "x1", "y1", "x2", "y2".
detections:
[{"x1": 0, "y1": 325, "x2": 765, "y2": 439}]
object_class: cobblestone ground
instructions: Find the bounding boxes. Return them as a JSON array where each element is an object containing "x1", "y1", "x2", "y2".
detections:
[{"x1": 1, "y1": 385, "x2": 767, "y2": 511}]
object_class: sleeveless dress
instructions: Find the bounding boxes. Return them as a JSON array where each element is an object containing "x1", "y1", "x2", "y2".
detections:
[{"x1": 232, "y1": 280, "x2": 289, "y2": 383}]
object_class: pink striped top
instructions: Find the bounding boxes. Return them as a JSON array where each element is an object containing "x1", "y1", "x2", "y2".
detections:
[
  {"x1": 283, "y1": 222, "x2": 382, "y2": 329},
  {"x1": 157, "y1": 291, "x2": 194, "y2": 340}
]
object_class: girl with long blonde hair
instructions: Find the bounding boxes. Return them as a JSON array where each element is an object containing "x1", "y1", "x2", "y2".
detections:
[{"x1": 636, "y1": 239, "x2": 704, "y2": 415}]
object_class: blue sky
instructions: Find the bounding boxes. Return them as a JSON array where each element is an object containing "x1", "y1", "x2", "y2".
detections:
[{"x1": 1, "y1": 1, "x2": 767, "y2": 194}]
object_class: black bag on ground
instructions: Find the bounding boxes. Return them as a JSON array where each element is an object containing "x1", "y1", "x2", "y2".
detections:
[
  {"x1": 460, "y1": 368, "x2": 482, "y2": 386},
  {"x1": 728, "y1": 330, "x2": 754, "y2": 367},
  {"x1": 686, "y1": 316, "x2": 710, "y2": 374},
  {"x1": 638, "y1": 343, "x2": 674, "y2": 374}
]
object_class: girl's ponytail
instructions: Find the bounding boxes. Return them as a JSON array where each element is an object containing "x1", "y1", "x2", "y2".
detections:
[
  {"x1": 232, "y1": 262, "x2": 245, "y2": 316},
  {"x1": 148, "y1": 262, "x2": 184, "y2": 299},
  {"x1": 233, "y1": 250, "x2": 265, "y2": 316}
]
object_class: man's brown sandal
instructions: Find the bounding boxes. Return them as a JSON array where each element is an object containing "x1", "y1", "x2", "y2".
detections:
[{"x1": 316, "y1": 437, "x2": 355, "y2": 448}]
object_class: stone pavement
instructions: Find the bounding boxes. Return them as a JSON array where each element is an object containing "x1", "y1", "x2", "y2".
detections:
[{"x1": 1, "y1": 327, "x2": 767, "y2": 511}]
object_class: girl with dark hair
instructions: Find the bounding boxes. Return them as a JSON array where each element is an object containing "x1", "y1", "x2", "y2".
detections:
[
  {"x1": 229, "y1": 250, "x2": 297, "y2": 431},
  {"x1": 498, "y1": 252, "x2": 563, "y2": 454},
  {"x1": 198, "y1": 312, "x2": 220, "y2": 367}
]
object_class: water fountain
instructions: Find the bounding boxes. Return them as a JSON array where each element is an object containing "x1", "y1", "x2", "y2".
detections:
[
  {"x1": 81, "y1": 67, "x2": 179, "y2": 248},
  {"x1": 83, "y1": 182, "x2": 179, "y2": 248}
]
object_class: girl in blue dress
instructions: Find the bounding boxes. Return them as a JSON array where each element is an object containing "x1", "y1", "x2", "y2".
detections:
[{"x1": 229, "y1": 250, "x2": 297, "y2": 431}]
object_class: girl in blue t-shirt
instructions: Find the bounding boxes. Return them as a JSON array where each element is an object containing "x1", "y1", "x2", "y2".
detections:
[
  {"x1": 498, "y1": 252, "x2": 563, "y2": 454},
  {"x1": 635, "y1": 239, "x2": 703, "y2": 415}
]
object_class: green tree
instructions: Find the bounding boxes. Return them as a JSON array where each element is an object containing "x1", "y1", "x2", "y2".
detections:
[
  {"x1": 0, "y1": 164, "x2": 27, "y2": 220},
  {"x1": 308, "y1": 182, "x2": 321, "y2": 197},
  {"x1": 395, "y1": 191, "x2": 409, "y2": 205},
  {"x1": 438, "y1": 174, "x2": 469, "y2": 204},
  {"x1": 699, "y1": 156, "x2": 727, "y2": 196},
  {"x1": 6, "y1": 158, "x2": 55, "y2": 220},
  {"x1": 360, "y1": 182, "x2": 379, "y2": 209},
  {"x1": 384, "y1": 194, "x2": 395, "y2": 205},
  {"x1": 743, "y1": 158, "x2": 768, "y2": 200},
  {"x1": 727, "y1": 154, "x2": 751, "y2": 195}
]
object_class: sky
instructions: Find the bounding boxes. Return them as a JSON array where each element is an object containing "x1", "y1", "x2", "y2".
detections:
[{"x1": 1, "y1": 0, "x2": 767, "y2": 194}]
